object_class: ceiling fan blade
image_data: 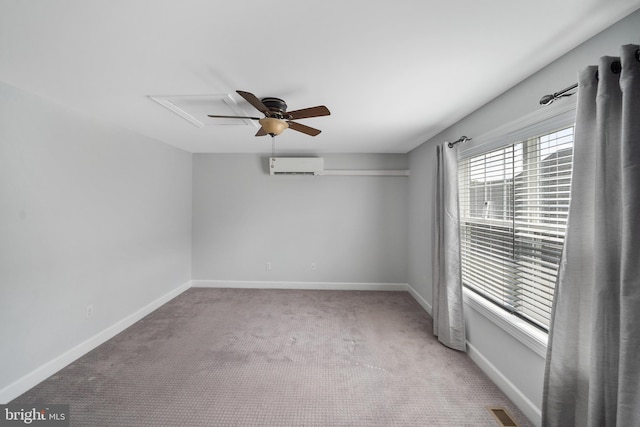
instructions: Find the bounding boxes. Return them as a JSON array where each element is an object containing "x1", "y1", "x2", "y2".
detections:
[
  {"x1": 287, "y1": 121, "x2": 321, "y2": 136},
  {"x1": 286, "y1": 105, "x2": 330, "y2": 120},
  {"x1": 255, "y1": 127, "x2": 268, "y2": 137},
  {"x1": 236, "y1": 90, "x2": 271, "y2": 116},
  {"x1": 207, "y1": 114, "x2": 261, "y2": 120}
]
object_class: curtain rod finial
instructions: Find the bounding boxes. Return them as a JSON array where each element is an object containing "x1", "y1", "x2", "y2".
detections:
[
  {"x1": 540, "y1": 94, "x2": 555, "y2": 105},
  {"x1": 448, "y1": 136, "x2": 471, "y2": 148}
]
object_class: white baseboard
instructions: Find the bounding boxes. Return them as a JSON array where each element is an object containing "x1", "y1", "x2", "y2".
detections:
[
  {"x1": 406, "y1": 284, "x2": 432, "y2": 315},
  {"x1": 405, "y1": 285, "x2": 538, "y2": 425},
  {"x1": 466, "y1": 341, "x2": 541, "y2": 427},
  {"x1": 0, "y1": 281, "x2": 191, "y2": 404},
  {"x1": 191, "y1": 280, "x2": 409, "y2": 292}
]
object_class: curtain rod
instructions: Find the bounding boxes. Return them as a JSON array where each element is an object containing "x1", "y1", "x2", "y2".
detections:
[
  {"x1": 447, "y1": 136, "x2": 472, "y2": 148},
  {"x1": 539, "y1": 83, "x2": 578, "y2": 105}
]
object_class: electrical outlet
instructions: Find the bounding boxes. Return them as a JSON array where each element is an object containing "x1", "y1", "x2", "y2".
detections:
[
  {"x1": 86, "y1": 304, "x2": 94, "y2": 319},
  {"x1": 265, "y1": 262, "x2": 272, "y2": 271},
  {"x1": 311, "y1": 262, "x2": 317, "y2": 270}
]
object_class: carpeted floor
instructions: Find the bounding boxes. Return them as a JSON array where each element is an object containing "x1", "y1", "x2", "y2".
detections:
[{"x1": 12, "y1": 288, "x2": 533, "y2": 426}]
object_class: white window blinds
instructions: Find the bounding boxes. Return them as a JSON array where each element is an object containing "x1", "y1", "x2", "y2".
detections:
[{"x1": 458, "y1": 126, "x2": 574, "y2": 330}]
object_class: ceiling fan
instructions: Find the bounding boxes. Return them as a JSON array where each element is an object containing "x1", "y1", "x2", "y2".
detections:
[{"x1": 208, "y1": 90, "x2": 330, "y2": 137}]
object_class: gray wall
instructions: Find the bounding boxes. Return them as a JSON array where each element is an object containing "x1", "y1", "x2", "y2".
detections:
[
  {"x1": 192, "y1": 154, "x2": 408, "y2": 284},
  {"x1": 3, "y1": 7, "x2": 638, "y2": 417},
  {"x1": 0, "y1": 82, "x2": 192, "y2": 394},
  {"x1": 408, "y1": 9, "x2": 640, "y2": 424}
]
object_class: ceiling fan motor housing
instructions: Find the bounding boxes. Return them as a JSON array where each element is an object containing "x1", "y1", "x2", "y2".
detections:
[{"x1": 261, "y1": 97, "x2": 288, "y2": 118}]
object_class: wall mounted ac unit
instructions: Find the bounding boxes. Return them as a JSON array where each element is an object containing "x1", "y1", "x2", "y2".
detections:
[{"x1": 269, "y1": 157, "x2": 324, "y2": 175}]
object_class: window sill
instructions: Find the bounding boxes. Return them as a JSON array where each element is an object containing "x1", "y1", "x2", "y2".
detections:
[{"x1": 463, "y1": 288, "x2": 548, "y2": 358}]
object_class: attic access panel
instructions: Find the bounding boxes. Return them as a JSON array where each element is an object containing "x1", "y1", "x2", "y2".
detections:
[{"x1": 150, "y1": 94, "x2": 259, "y2": 128}]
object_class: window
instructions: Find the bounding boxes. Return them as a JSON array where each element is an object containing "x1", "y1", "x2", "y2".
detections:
[{"x1": 458, "y1": 126, "x2": 574, "y2": 331}]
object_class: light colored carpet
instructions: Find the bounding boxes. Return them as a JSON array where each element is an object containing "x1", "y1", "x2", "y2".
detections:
[{"x1": 13, "y1": 288, "x2": 533, "y2": 426}]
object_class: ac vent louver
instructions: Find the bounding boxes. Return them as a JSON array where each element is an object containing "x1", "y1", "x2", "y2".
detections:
[{"x1": 269, "y1": 157, "x2": 324, "y2": 175}]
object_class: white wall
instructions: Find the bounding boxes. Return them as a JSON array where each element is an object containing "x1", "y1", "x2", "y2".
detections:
[
  {"x1": 192, "y1": 154, "x2": 408, "y2": 285},
  {"x1": 0, "y1": 82, "x2": 192, "y2": 400},
  {"x1": 408, "y1": 9, "x2": 640, "y2": 425}
]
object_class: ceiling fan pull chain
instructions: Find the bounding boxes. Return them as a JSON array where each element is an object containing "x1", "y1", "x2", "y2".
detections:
[{"x1": 271, "y1": 135, "x2": 276, "y2": 157}]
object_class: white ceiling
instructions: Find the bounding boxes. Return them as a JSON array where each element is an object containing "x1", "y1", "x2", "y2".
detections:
[{"x1": 2, "y1": 1, "x2": 639, "y2": 154}]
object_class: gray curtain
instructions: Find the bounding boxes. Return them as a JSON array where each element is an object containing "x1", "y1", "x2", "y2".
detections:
[
  {"x1": 431, "y1": 143, "x2": 466, "y2": 351},
  {"x1": 542, "y1": 45, "x2": 640, "y2": 426}
]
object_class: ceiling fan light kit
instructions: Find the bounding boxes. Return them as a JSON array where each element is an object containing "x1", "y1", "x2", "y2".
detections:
[
  {"x1": 207, "y1": 90, "x2": 330, "y2": 137},
  {"x1": 259, "y1": 117, "x2": 289, "y2": 136}
]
